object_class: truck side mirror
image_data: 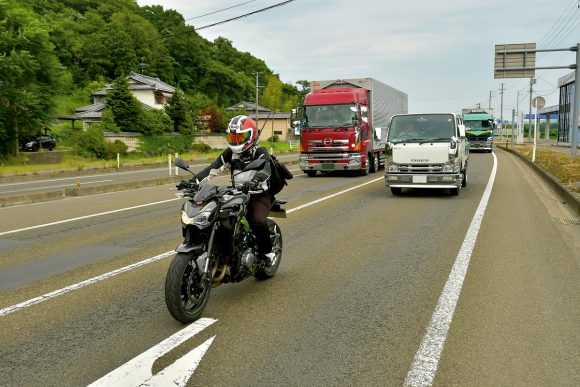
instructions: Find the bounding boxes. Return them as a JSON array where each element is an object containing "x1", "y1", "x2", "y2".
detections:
[{"x1": 458, "y1": 124, "x2": 466, "y2": 138}]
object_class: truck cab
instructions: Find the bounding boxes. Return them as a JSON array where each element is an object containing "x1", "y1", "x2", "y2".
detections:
[{"x1": 384, "y1": 113, "x2": 468, "y2": 196}]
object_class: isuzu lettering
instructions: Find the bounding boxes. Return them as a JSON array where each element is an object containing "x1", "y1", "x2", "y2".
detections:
[
  {"x1": 296, "y1": 78, "x2": 407, "y2": 176},
  {"x1": 384, "y1": 113, "x2": 469, "y2": 196}
]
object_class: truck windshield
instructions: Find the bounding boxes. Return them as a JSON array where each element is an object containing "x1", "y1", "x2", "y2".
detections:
[
  {"x1": 304, "y1": 104, "x2": 356, "y2": 128},
  {"x1": 389, "y1": 114, "x2": 455, "y2": 143},
  {"x1": 464, "y1": 120, "x2": 493, "y2": 131}
]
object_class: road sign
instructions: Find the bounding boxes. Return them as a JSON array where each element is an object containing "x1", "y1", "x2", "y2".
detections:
[
  {"x1": 494, "y1": 43, "x2": 536, "y2": 79},
  {"x1": 532, "y1": 96, "x2": 545, "y2": 109}
]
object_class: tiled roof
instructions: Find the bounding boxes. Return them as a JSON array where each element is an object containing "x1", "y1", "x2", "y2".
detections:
[
  {"x1": 75, "y1": 102, "x2": 105, "y2": 113},
  {"x1": 226, "y1": 101, "x2": 272, "y2": 112},
  {"x1": 92, "y1": 71, "x2": 175, "y2": 97}
]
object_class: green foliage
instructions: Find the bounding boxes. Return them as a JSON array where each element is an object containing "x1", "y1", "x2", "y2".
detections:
[
  {"x1": 140, "y1": 108, "x2": 172, "y2": 136},
  {"x1": 99, "y1": 108, "x2": 120, "y2": 133},
  {"x1": 0, "y1": 0, "x2": 304, "y2": 158},
  {"x1": 106, "y1": 76, "x2": 143, "y2": 132},
  {"x1": 165, "y1": 89, "x2": 187, "y2": 132},
  {"x1": 106, "y1": 139, "x2": 128, "y2": 158},
  {"x1": 73, "y1": 126, "x2": 108, "y2": 158},
  {"x1": 138, "y1": 135, "x2": 194, "y2": 156},
  {"x1": 0, "y1": 0, "x2": 65, "y2": 157}
]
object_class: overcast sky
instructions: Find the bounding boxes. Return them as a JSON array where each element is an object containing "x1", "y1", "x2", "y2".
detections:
[{"x1": 137, "y1": 0, "x2": 580, "y2": 118}]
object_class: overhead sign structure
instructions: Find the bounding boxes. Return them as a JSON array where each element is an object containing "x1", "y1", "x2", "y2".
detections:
[{"x1": 494, "y1": 43, "x2": 536, "y2": 79}]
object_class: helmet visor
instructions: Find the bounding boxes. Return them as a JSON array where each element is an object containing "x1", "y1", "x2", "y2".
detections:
[{"x1": 226, "y1": 131, "x2": 251, "y2": 145}]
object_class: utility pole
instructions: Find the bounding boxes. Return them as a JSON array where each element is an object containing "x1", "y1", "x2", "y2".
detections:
[
  {"x1": 511, "y1": 108, "x2": 516, "y2": 148},
  {"x1": 489, "y1": 90, "x2": 493, "y2": 109},
  {"x1": 252, "y1": 72, "x2": 261, "y2": 130},
  {"x1": 528, "y1": 78, "x2": 535, "y2": 143},
  {"x1": 516, "y1": 90, "x2": 521, "y2": 144},
  {"x1": 499, "y1": 83, "x2": 505, "y2": 140}
]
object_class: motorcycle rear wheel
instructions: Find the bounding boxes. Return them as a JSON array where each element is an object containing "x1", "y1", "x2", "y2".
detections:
[
  {"x1": 165, "y1": 252, "x2": 211, "y2": 323},
  {"x1": 254, "y1": 219, "x2": 282, "y2": 280}
]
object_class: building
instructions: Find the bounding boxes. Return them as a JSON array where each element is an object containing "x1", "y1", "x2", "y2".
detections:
[
  {"x1": 558, "y1": 71, "x2": 577, "y2": 144},
  {"x1": 226, "y1": 101, "x2": 292, "y2": 142},
  {"x1": 73, "y1": 72, "x2": 176, "y2": 127}
]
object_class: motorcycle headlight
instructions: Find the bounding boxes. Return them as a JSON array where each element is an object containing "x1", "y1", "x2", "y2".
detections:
[{"x1": 181, "y1": 202, "x2": 217, "y2": 227}]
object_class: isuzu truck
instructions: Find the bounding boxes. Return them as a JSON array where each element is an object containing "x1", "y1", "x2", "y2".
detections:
[
  {"x1": 297, "y1": 78, "x2": 407, "y2": 176},
  {"x1": 384, "y1": 113, "x2": 469, "y2": 196}
]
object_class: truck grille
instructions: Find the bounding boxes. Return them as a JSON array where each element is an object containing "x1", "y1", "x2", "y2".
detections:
[
  {"x1": 307, "y1": 139, "x2": 349, "y2": 152},
  {"x1": 398, "y1": 164, "x2": 443, "y2": 173}
]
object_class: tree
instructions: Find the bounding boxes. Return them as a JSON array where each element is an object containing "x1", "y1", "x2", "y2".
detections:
[
  {"x1": 0, "y1": 0, "x2": 64, "y2": 157},
  {"x1": 164, "y1": 88, "x2": 187, "y2": 132},
  {"x1": 106, "y1": 76, "x2": 143, "y2": 133}
]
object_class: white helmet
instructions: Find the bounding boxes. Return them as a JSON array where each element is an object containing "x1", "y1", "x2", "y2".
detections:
[{"x1": 226, "y1": 115, "x2": 257, "y2": 153}]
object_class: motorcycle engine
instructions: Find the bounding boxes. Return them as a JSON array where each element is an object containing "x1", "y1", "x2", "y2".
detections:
[{"x1": 240, "y1": 248, "x2": 256, "y2": 269}]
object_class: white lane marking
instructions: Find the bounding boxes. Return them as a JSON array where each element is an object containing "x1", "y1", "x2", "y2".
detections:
[
  {"x1": 404, "y1": 152, "x2": 498, "y2": 386},
  {"x1": 0, "y1": 251, "x2": 174, "y2": 317},
  {"x1": 287, "y1": 177, "x2": 383, "y2": 214},
  {"x1": 0, "y1": 198, "x2": 181, "y2": 237},
  {"x1": 0, "y1": 174, "x2": 383, "y2": 316},
  {"x1": 0, "y1": 179, "x2": 114, "y2": 194},
  {"x1": 89, "y1": 318, "x2": 216, "y2": 387}
]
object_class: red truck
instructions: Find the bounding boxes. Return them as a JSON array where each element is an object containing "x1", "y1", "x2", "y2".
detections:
[{"x1": 297, "y1": 78, "x2": 407, "y2": 176}]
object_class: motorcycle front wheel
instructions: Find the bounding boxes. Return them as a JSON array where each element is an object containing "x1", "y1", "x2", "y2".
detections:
[
  {"x1": 165, "y1": 252, "x2": 211, "y2": 323},
  {"x1": 254, "y1": 219, "x2": 283, "y2": 280}
]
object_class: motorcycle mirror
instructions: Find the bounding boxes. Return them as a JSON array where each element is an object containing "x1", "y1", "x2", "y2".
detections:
[{"x1": 175, "y1": 158, "x2": 196, "y2": 176}]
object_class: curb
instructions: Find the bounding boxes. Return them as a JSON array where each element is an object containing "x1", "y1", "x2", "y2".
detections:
[{"x1": 497, "y1": 145, "x2": 580, "y2": 216}]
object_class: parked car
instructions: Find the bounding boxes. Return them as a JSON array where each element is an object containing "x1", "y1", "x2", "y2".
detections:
[{"x1": 23, "y1": 135, "x2": 56, "y2": 151}]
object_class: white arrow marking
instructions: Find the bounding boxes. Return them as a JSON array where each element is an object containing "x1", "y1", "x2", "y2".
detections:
[
  {"x1": 142, "y1": 336, "x2": 215, "y2": 386},
  {"x1": 89, "y1": 318, "x2": 216, "y2": 387}
]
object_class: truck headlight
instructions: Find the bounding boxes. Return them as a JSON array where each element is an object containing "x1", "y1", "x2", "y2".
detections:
[
  {"x1": 442, "y1": 163, "x2": 454, "y2": 173},
  {"x1": 387, "y1": 163, "x2": 399, "y2": 173},
  {"x1": 487, "y1": 137, "x2": 494, "y2": 141}
]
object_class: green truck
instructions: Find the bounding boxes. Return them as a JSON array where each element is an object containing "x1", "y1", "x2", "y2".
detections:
[{"x1": 462, "y1": 109, "x2": 495, "y2": 153}]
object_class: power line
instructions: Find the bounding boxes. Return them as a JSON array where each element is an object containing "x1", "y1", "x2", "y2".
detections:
[
  {"x1": 195, "y1": 0, "x2": 296, "y2": 31},
  {"x1": 184, "y1": 0, "x2": 257, "y2": 22}
]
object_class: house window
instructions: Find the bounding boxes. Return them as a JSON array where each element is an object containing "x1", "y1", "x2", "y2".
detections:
[
  {"x1": 155, "y1": 92, "x2": 164, "y2": 105},
  {"x1": 274, "y1": 130, "x2": 282, "y2": 135}
]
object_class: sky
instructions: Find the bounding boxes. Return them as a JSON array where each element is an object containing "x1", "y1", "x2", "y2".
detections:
[{"x1": 136, "y1": 0, "x2": 580, "y2": 119}]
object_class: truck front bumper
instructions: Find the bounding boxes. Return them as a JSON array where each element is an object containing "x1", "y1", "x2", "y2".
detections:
[
  {"x1": 299, "y1": 153, "x2": 363, "y2": 171},
  {"x1": 384, "y1": 172, "x2": 461, "y2": 189},
  {"x1": 468, "y1": 141, "x2": 493, "y2": 150}
]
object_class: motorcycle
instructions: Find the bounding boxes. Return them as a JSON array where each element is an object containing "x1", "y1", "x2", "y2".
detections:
[{"x1": 165, "y1": 157, "x2": 285, "y2": 323}]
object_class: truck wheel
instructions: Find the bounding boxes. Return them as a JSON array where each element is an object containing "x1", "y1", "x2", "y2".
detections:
[
  {"x1": 306, "y1": 171, "x2": 317, "y2": 177},
  {"x1": 360, "y1": 156, "x2": 370, "y2": 176},
  {"x1": 390, "y1": 187, "x2": 402, "y2": 195},
  {"x1": 461, "y1": 169, "x2": 467, "y2": 187},
  {"x1": 370, "y1": 154, "x2": 379, "y2": 173}
]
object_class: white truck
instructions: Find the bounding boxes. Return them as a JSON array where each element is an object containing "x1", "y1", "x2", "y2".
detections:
[{"x1": 384, "y1": 113, "x2": 469, "y2": 196}]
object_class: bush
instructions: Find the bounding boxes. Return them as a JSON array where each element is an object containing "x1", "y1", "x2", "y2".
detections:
[
  {"x1": 106, "y1": 139, "x2": 128, "y2": 159},
  {"x1": 138, "y1": 135, "x2": 194, "y2": 156},
  {"x1": 73, "y1": 126, "x2": 108, "y2": 159},
  {"x1": 141, "y1": 109, "x2": 172, "y2": 136},
  {"x1": 191, "y1": 143, "x2": 212, "y2": 153}
]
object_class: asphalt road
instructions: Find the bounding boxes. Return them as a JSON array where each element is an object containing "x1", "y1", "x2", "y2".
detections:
[
  {"x1": 0, "y1": 154, "x2": 300, "y2": 200},
  {"x1": 0, "y1": 148, "x2": 578, "y2": 386}
]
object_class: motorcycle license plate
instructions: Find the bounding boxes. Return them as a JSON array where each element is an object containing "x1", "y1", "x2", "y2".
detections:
[
  {"x1": 321, "y1": 163, "x2": 334, "y2": 170},
  {"x1": 413, "y1": 175, "x2": 427, "y2": 183}
]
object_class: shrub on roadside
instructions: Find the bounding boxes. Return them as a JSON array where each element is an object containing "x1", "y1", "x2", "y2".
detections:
[
  {"x1": 138, "y1": 135, "x2": 194, "y2": 156},
  {"x1": 106, "y1": 140, "x2": 128, "y2": 159},
  {"x1": 73, "y1": 126, "x2": 108, "y2": 159}
]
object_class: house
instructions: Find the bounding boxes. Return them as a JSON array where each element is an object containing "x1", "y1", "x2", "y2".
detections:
[
  {"x1": 73, "y1": 71, "x2": 176, "y2": 127},
  {"x1": 226, "y1": 101, "x2": 292, "y2": 143}
]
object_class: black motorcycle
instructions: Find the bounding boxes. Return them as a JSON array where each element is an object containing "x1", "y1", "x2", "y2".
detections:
[{"x1": 165, "y1": 158, "x2": 285, "y2": 323}]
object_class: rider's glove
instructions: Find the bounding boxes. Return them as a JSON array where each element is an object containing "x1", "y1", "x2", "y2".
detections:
[{"x1": 176, "y1": 180, "x2": 197, "y2": 191}]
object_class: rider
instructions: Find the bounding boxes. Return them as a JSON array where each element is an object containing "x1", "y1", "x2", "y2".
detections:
[{"x1": 195, "y1": 115, "x2": 275, "y2": 266}]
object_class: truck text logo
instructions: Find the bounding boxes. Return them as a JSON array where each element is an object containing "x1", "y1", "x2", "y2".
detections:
[
  {"x1": 323, "y1": 138, "x2": 333, "y2": 146},
  {"x1": 411, "y1": 158, "x2": 430, "y2": 162}
]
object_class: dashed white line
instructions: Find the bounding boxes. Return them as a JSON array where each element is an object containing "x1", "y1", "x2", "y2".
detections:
[{"x1": 404, "y1": 152, "x2": 498, "y2": 386}]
